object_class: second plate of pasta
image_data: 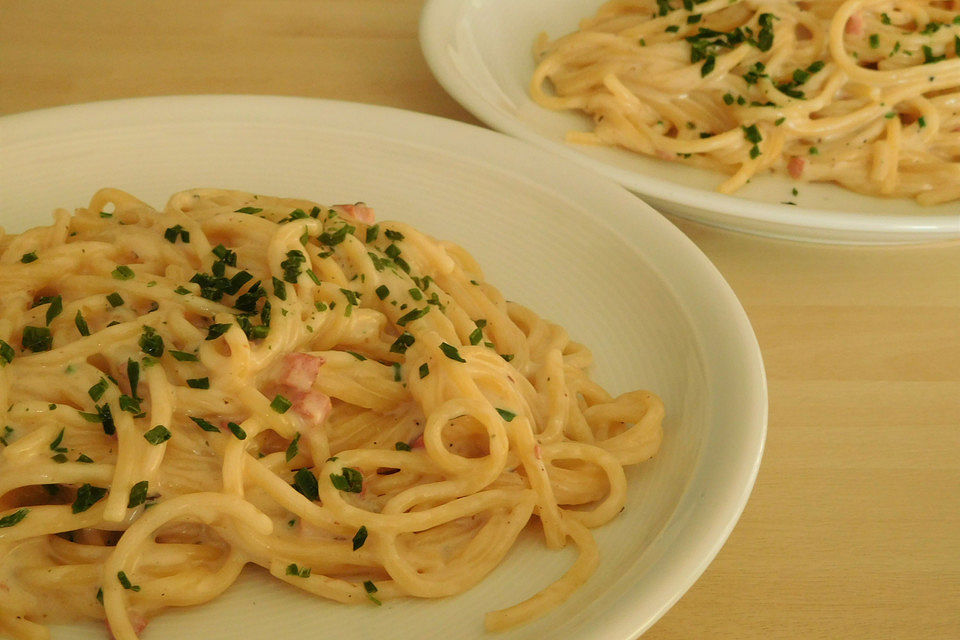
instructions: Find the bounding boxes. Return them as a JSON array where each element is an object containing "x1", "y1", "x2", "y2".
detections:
[{"x1": 420, "y1": 0, "x2": 960, "y2": 243}]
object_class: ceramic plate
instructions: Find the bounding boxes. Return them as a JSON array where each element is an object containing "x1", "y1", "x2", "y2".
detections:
[
  {"x1": 419, "y1": 0, "x2": 960, "y2": 244},
  {"x1": 1, "y1": 95, "x2": 766, "y2": 639}
]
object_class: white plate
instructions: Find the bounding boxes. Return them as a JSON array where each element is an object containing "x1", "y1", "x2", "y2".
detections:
[
  {"x1": 419, "y1": 0, "x2": 960, "y2": 244},
  {"x1": 0, "y1": 96, "x2": 765, "y2": 640}
]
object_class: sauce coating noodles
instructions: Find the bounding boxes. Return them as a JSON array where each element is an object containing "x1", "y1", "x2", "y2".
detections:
[
  {"x1": 532, "y1": 0, "x2": 960, "y2": 203},
  {"x1": 0, "y1": 189, "x2": 663, "y2": 639}
]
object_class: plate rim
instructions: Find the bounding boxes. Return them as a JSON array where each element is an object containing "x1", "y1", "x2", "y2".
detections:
[
  {"x1": 2, "y1": 94, "x2": 767, "y2": 639},
  {"x1": 418, "y1": 0, "x2": 960, "y2": 244}
]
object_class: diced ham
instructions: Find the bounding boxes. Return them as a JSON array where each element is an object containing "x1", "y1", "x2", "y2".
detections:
[
  {"x1": 410, "y1": 434, "x2": 425, "y2": 449},
  {"x1": 271, "y1": 352, "x2": 332, "y2": 428},
  {"x1": 280, "y1": 353, "x2": 324, "y2": 391},
  {"x1": 845, "y1": 12, "x2": 863, "y2": 35},
  {"x1": 787, "y1": 156, "x2": 806, "y2": 179},
  {"x1": 534, "y1": 444, "x2": 542, "y2": 460},
  {"x1": 290, "y1": 389, "x2": 332, "y2": 425},
  {"x1": 331, "y1": 203, "x2": 375, "y2": 224}
]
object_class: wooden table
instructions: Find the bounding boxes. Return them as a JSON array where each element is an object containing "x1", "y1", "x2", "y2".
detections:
[{"x1": 2, "y1": 2, "x2": 958, "y2": 638}]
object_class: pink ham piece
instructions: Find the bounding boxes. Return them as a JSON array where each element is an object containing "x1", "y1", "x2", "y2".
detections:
[
  {"x1": 278, "y1": 353, "x2": 332, "y2": 426},
  {"x1": 787, "y1": 156, "x2": 806, "y2": 179},
  {"x1": 331, "y1": 203, "x2": 375, "y2": 224},
  {"x1": 290, "y1": 389, "x2": 332, "y2": 425},
  {"x1": 845, "y1": 12, "x2": 863, "y2": 35},
  {"x1": 281, "y1": 353, "x2": 324, "y2": 390}
]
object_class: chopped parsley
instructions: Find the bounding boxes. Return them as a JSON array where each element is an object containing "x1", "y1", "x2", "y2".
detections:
[
  {"x1": 112, "y1": 265, "x2": 135, "y2": 280},
  {"x1": 352, "y1": 525, "x2": 368, "y2": 550},
  {"x1": 189, "y1": 416, "x2": 220, "y2": 433},
  {"x1": 118, "y1": 394, "x2": 141, "y2": 414},
  {"x1": 211, "y1": 244, "x2": 237, "y2": 267},
  {"x1": 329, "y1": 467, "x2": 363, "y2": 493},
  {"x1": 186, "y1": 377, "x2": 210, "y2": 389},
  {"x1": 496, "y1": 408, "x2": 517, "y2": 422},
  {"x1": 923, "y1": 45, "x2": 945, "y2": 64},
  {"x1": 72, "y1": 484, "x2": 108, "y2": 513},
  {"x1": 21, "y1": 326, "x2": 52, "y2": 352},
  {"x1": 206, "y1": 323, "x2": 232, "y2": 340},
  {"x1": 285, "y1": 433, "x2": 301, "y2": 462},
  {"x1": 364, "y1": 580, "x2": 381, "y2": 605},
  {"x1": 164, "y1": 225, "x2": 190, "y2": 243},
  {"x1": 700, "y1": 54, "x2": 715, "y2": 76},
  {"x1": 139, "y1": 326, "x2": 164, "y2": 356},
  {"x1": 0, "y1": 339, "x2": 13, "y2": 365},
  {"x1": 396, "y1": 307, "x2": 429, "y2": 326},
  {"x1": 272, "y1": 276, "x2": 287, "y2": 300},
  {"x1": 318, "y1": 223, "x2": 354, "y2": 247},
  {"x1": 293, "y1": 468, "x2": 319, "y2": 500},
  {"x1": 389, "y1": 333, "x2": 415, "y2": 354},
  {"x1": 742, "y1": 124, "x2": 762, "y2": 144},
  {"x1": 339, "y1": 288, "x2": 360, "y2": 306},
  {"x1": 281, "y1": 250, "x2": 307, "y2": 283},
  {"x1": 45, "y1": 295, "x2": 63, "y2": 325},
  {"x1": 127, "y1": 481, "x2": 149, "y2": 508},
  {"x1": 468, "y1": 320, "x2": 486, "y2": 346},
  {"x1": 285, "y1": 563, "x2": 311, "y2": 578},
  {"x1": 270, "y1": 394, "x2": 292, "y2": 413},
  {"x1": 0, "y1": 509, "x2": 28, "y2": 528},
  {"x1": 143, "y1": 425, "x2": 172, "y2": 445},
  {"x1": 117, "y1": 571, "x2": 141, "y2": 592},
  {"x1": 127, "y1": 359, "x2": 140, "y2": 399},
  {"x1": 49, "y1": 428, "x2": 67, "y2": 453},
  {"x1": 439, "y1": 342, "x2": 466, "y2": 363},
  {"x1": 79, "y1": 403, "x2": 116, "y2": 436},
  {"x1": 74, "y1": 310, "x2": 91, "y2": 336},
  {"x1": 226, "y1": 422, "x2": 247, "y2": 440}
]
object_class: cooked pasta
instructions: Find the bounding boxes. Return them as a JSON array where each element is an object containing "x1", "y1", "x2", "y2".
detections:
[
  {"x1": 0, "y1": 188, "x2": 664, "y2": 639},
  {"x1": 532, "y1": 0, "x2": 960, "y2": 203}
]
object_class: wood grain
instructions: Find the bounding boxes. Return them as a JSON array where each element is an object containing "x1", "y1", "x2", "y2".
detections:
[{"x1": 2, "y1": 2, "x2": 958, "y2": 638}]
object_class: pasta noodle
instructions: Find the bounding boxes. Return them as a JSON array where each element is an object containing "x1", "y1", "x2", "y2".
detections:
[
  {"x1": 531, "y1": 0, "x2": 960, "y2": 203},
  {"x1": 0, "y1": 188, "x2": 664, "y2": 639}
]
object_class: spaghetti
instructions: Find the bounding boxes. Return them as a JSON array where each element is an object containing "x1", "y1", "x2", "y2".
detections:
[
  {"x1": 0, "y1": 189, "x2": 663, "y2": 639},
  {"x1": 532, "y1": 0, "x2": 960, "y2": 203}
]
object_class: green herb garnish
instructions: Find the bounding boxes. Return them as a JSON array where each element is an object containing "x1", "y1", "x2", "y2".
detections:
[
  {"x1": 127, "y1": 481, "x2": 149, "y2": 508},
  {"x1": 143, "y1": 425, "x2": 172, "y2": 445}
]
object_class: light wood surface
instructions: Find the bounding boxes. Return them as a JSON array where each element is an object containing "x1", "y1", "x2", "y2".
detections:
[{"x1": 2, "y1": 2, "x2": 959, "y2": 638}]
